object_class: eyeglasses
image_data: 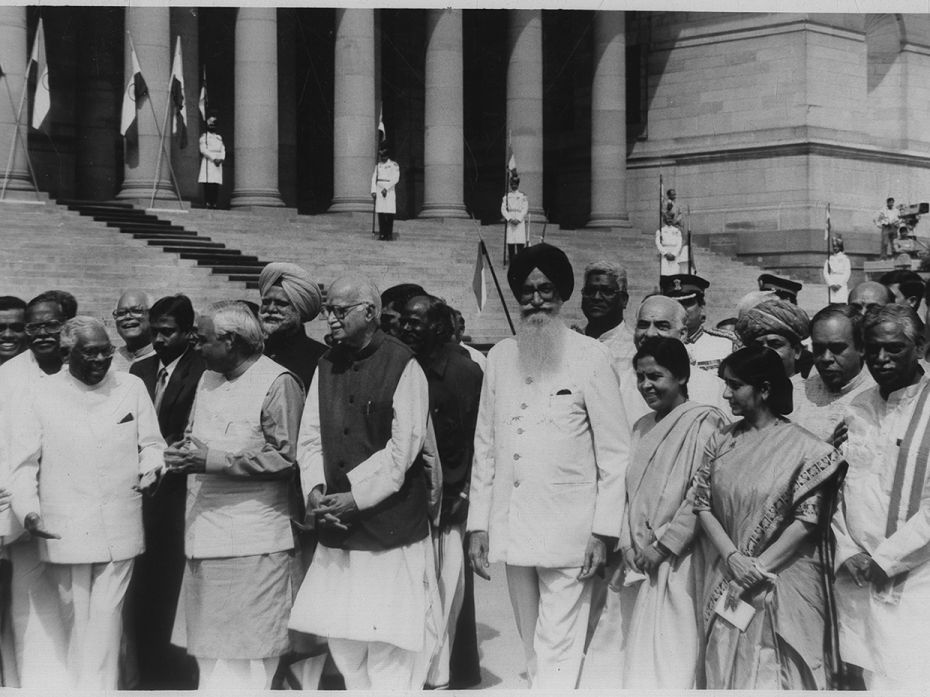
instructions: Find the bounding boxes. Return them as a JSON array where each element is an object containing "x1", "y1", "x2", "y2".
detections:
[
  {"x1": 581, "y1": 287, "x2": 624, "y2": 299},
  {"x1": 24, "y1": 320, "x2": 63, "y2": 336},
  {"x1": 519, "y1": 284, "x2": 558, "y2": 302},
  {"x1": 74, "y1": 346, "x2": 115, "y2": 360},
  {"x1": 112, "y1": 306, "x2": 147, "y2": 319},
  {"x1": 0, "y1": 322, "x2": 25, "y2": 333},
  {"x1": 322, "y1": 303, "x2": 369, "y2": 321}
]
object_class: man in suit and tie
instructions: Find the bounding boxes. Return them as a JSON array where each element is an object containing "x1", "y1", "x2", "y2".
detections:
[{"x1": 128, "y1": 294, "x2": 205, "y2": 689}]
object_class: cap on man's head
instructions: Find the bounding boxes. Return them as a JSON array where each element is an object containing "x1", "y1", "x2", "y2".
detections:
[
  {"x1": 661, "y1": 274, "x2": 709, "y2": 303},
  {"x1": 757, "y1": 274, "x2": 802, "y2": 303},
  {"x1": 507, "y1": 243, "x2": 574, "y2": 301},
  {"x1": 887, "y1": 197, "x2": 895, "y2": 203}
]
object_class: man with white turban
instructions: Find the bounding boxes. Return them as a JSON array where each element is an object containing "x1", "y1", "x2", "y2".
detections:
[{"x1": 258, "y1": 262, "x2": 327, "y2": 391}]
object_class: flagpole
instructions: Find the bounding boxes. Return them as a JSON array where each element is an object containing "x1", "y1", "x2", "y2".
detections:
[
  {"x1": 144, "y1": 77, "x2": 185, "y2": 210},
  {"x1": 657, "y1": 173, "x2": 663, "y2": 285},
  {"x1": 825, "y1": 202, "x2": 832, "y2": 305},
  {"x1": 502, "y1": 130, "x2": 511, "y2": 266},
  {"x1": 0, "y1": 74, "x2": 40, "y2": 200},
  {"x1": 480, "y1": 237, "x2": 515, "y2": 335},
  {"x1": 687, "y1": 204, "x2": 694, "y2": 274}
]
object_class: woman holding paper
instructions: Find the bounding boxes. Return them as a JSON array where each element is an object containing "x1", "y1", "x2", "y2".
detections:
[
  {"x1": 617, "y1": 337, "x2": 726, "y2": 688},
  {"x1": 692, "y1": 346, "x2": 842, "y2": 689}
]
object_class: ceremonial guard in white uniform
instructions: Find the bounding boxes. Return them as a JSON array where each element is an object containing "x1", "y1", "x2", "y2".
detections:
[
  {"x1": 198, "y1": 116, "x2": 225, "y2": 209},
  {"x1": 823, "y1": 235, "x2": 852, "y2": 304},
  {"x1": 501, "y1": 173, "x2": 529, "y2": 264},
  {"x1": 371, "y1": 144, "x2": 400, "y2": 241}
]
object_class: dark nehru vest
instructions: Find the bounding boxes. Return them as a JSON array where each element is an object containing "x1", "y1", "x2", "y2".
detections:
[{"x1": 317, "y1": 330, "x2": 429, "y2": 551}]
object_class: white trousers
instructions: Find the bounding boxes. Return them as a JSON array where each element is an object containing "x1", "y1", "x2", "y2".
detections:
[
  {"x1": 46, "y1": 559, "x2": 134, "y2": 690},
  {"x1": 9, "y1": 540, "x2": 68, "y2": 689},
  {"x1": 505, "y1": 564, "x2": 592, "y2": 690},
  {"x1": 426, "y1": 523, "x2": 466, "y2": 688},
  {"x1": 197, "y1": 656, "x2": 278, "y2": 690},
  {"x1": 328, "y1": 637, "x2": 419, "y2": 690}
]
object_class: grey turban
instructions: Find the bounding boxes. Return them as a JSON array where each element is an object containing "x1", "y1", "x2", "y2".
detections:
[
  {"x1": 258, "y1": 262, "x2": 322, "y2": 322},
  {"x1": 736, "y1": 298, "x2": 811, "y2": 346}
]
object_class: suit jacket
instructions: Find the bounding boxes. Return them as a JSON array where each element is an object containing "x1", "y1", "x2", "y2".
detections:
[{"x1": 131, "y1": 348, "x2": 206, "y2": 445}]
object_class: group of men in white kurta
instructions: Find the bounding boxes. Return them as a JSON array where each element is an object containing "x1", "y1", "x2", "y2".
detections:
[{"x1": 2, "y1": 235, "x2": 930, "y2": 690}]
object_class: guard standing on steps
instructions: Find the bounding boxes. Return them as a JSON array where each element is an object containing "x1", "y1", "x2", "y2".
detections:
[
  {"x1": 501, "y1": 173, "x2": 528, "y2": 264},
  {"x1": 371, "y1": 143, "x2": 400, "y2": 241},
  {"x1": 199, "y1": 115, "x2": 225, "y2": 209}
]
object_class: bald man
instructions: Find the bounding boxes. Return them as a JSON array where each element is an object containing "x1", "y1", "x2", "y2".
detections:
[
  {"x1": 289, "y1": 276, "x2": 439, "y2": 690},
  {"x1": 111, "y1": 290, "x2": 154, "y2": 372},
  {"x1": 849, "y1": 281, "x2": 892, "y2": 317}
]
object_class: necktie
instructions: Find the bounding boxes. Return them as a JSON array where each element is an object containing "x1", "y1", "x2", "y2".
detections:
[{"x1": 154, "y1": 367, "x2": 168, "y2": 413}]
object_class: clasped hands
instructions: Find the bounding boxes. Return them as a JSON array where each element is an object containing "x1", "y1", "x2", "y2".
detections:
[
  {"x1": 305, "y1": 487, "x2": 358, "y2": 532},
  {"x1": 164, "y1": 436, "x2": 209, "y2": 475}
]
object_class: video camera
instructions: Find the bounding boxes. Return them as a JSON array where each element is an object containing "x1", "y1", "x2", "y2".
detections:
[{"x1": 898, "y1": 202, "x2": 929, "y2": 233}]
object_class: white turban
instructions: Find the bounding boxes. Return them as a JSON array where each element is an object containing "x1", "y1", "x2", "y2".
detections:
[{"x1": 258, "y1": 262, "x2": 322, "y2": 322}]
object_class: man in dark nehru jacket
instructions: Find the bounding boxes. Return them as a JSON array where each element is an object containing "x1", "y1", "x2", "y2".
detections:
[
  {"x1": 289, "y1": 275, "x2": 440, "y2": 690},
  {"x1": 128, "y1": 294, "x2": 204, "y2": 689},
  {"x1": 467, "y1": 243, "x2": 628, "y2": 690},
  {"x1": 661, "y1": 274, "x2": 735, "y2": 372},
  {"x1": 399, "y1": 293, "x2": 483, "y2": 689},
  {"x1": 758, "y1": 273, "x2": 803, "y2": 304}
]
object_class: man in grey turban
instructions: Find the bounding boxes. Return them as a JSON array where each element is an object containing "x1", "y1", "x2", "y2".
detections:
[
  {"x1": 736, "y1": 298, "x2": 810, "y2": 380},
  {"x1": 258, "y1": 262, "x2": 327, "y2": 390}
]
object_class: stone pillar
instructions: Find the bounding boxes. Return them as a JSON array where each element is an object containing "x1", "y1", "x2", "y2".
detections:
[
  {"x1": 230, "y1": 8, "x2": 283, "y2": 208},
  {"x1": 77, "y1": 8, "x2": 122, "y2": 199},
  {"x1": 588, "y1": 11, "x2": 630, "y2": 228},
  {"x1": 420, "y1": 9, "x2": 467, "y2": 219},
  {"x1": 507, "y1": 10, "x2": 545, "y2": 220},
  {"x1": 0, "y1": 8, "x2": 32, "y2": 195},
  {"x1": 329, "y1": 8, "x2": 375, "y2": 213},
  {"x1": 170, "y1": 7, "x2": 200, "y2": 201},
  {"x1": 118, "y1": 7, "x2": 173, "y2": 201},
  {"x1": 277, "y1": 8, "x2": 298, "y2": 207}
]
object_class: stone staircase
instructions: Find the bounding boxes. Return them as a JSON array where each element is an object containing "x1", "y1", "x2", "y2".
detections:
[{"x1": 0, "y1": 199, "x2": 830, "y2": 345}]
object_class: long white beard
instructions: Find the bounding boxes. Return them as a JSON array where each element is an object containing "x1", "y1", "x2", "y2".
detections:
[{"x1": 516, "y1": 307, "x2": 565, "y2": 375}]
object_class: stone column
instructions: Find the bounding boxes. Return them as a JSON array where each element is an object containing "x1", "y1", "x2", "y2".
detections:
[
  {"x1": 118, "y1": 7, "x2": 173, "y2": 201},
  {"x1": 230, "y1": 8, "x2": 283, "y2": 208},
  {"x1": 507, "y1": 10, "x2": 545, "y2": 220},
  {"x1": 277, "y1": 8, "x2": 298, "y2": 207},
  {"x1": 588, "y1": 11, "x2": 630, "y2": 227},
  {"x1": 77, "y1": 8, "x2": 122, "y2": 199},
  {"x1": 329, "y1": 8, "x2": 375, "y2": 213},
  {"x1": 170, "y1": 7, "x2": 200, "y2": 201},
  {"x1": 0, "y1": 8, "x2": 33, "y2": 195},
  {"x1": 420, "y1": 9, "x2": 467, "y2": 219}
]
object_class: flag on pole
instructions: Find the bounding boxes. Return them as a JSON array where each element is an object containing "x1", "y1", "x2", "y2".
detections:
[
  {"x1": 473, "y1": 240, "x2": 488, "y2": 312},
  {"x1": 170, "y1": 36, "x2": 187, "y2": 149},
  {"x1": 378, "y1": 104, "x2": 385, "y2": 143},
  {"x1": 507, "y1": 147, "x2": 516, "y2": 174},
  {"x1": 199, "y1": 65, "x2": 207, "y2": 123},
  {"x1": 824, "y1": 203, "x2": 832, "y2": 241},
  {"x1": 120, "y1": 39, "x2": 148, "y2": 138},
  {"x1": 30, "y1": 18, "x2": 50, "y2": 132}
]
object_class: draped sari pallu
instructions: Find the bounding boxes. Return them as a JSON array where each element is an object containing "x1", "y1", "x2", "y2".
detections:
[{"x1": 693, "y1": 421, "x2": 843, "y2": 690}]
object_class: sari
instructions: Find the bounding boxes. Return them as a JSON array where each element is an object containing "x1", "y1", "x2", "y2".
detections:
[
  {"x1": 692, "y1": 418, "x2": 842, "y2": 689},
  {"x1": 619, "y1": 400, "x2": 727, "y2": 689}
]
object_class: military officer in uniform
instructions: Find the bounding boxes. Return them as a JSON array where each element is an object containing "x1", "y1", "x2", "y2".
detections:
[
  {"x1": 371, "y1": 144, "x2": 400, "y2": 241},
  {"x1": 661, "y1": 274, "x2": 735, "y2": 372},
  {"x1": 198, "y1": 115, "x2": 225, "y2": 209},
  {"x1": 501, "y1": 173, "x2": 529, "y2": 264}
]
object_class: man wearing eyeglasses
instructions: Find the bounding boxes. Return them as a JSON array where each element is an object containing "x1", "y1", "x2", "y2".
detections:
[
  {"x1": 9, "y1": 316, "x2": 164, "y2": 689},
  {"x1": 580, "y1": 260, "x2": 634, "y2": 375},
  {"x1": 290, "y1": 276, "x2": 439, "y2": 690},
  {"x1": 111, "y1": 290, "x2": 155, "y2": 373},
  {"x1": 467, "y1": 244, "x2": 628, "y2": 690},
  {"x1": 0, "y1": 296, "x2": 27, "y2": 366},
  {"x1": 0, "y1": 291, "x2": 70, "y2": 688}
]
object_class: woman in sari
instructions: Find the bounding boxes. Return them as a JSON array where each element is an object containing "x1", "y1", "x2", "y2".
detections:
[
  {"x1": 618, "y1": 337, "x2": 727, "y2": 688},
  {"x1": 693, "y1": 346, "x2": 842, "y2": 689}
]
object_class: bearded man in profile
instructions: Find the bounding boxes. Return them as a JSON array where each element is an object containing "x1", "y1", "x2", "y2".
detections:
[{"x1": 466, "y1": 243, "x2": 628, "y2": 690}]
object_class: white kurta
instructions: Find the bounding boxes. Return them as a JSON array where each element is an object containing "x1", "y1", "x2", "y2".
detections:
[
  {"x1": 198, "y1": 132, "x2": 225, "y2": 184},
  {"x1": 290, "y1": 361, "x2": 440, "y2": 654},
  {"x1": 466, "y1": 327, "x2": 629, "y2": 567},
  {"x1": 823, "y1": 252, "x2": 851, "y2": 304},
  {"x1": 501, "y1": 190, "x2": 529, "y2": 245},
  {"x1": 655, "y1": 225, "x2": 683, "y2": 275},
  {"x1": 597, "y1": 321, "x2": 637, "y2": 378},
  {"x1": 793, "y1": 367, "x2": 874, "y2": 442},
  {"x1": 371, "y1": 159, "x2": 400, "y2": 214},
  {"x1": 833, "y1": 377, "x2": 930, "y2": 687}
]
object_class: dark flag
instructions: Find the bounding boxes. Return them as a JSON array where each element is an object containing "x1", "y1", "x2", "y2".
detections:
[{"x1": 170, "y1": 36, "x2": 187, "y2": 149}]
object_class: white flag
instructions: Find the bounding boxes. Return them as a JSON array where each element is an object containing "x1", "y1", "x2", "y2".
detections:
[
  {"x1": 120, "y1": 41, "x2": 148, "y2": 137},
  {"x1": 30, "y1": 18, "x2": 50, "y2": 132}
]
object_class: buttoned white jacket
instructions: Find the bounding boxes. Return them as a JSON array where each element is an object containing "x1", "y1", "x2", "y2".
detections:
[
  {"x1": 10, "y1": 370, "x2": 165, "y2": 564},
  {"x1": 467, "y1": 328, "x2": 629, "y2": 568}
]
